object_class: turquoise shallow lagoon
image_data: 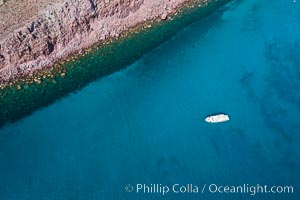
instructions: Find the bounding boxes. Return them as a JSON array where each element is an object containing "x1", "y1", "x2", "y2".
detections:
[{"x1": 0, "y1": 0, "x2": 299, "y2": 199}]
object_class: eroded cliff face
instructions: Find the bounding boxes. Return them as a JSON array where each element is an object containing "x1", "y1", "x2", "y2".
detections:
[{"x1": 0, "y1": 0, "x2": 194, "y2": 83}]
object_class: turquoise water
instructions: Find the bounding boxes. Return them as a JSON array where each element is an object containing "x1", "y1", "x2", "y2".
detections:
[{"x1": 0, "y1": 0, "x2": 299, "y2": 199}]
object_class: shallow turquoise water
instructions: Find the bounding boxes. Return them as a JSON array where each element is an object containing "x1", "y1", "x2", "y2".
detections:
[{"x1": 0, "y1": 0, "x2": 299, "y2": 199}]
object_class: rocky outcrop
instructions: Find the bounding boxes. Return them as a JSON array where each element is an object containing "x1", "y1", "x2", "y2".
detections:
[{"x1": 0, "y1": 0, "x2": 198, "y2": 83}]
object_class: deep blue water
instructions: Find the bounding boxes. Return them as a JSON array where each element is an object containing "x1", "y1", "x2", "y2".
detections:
[{"x1": 0, "y1": 0, "x2": 299, "y2": 199}]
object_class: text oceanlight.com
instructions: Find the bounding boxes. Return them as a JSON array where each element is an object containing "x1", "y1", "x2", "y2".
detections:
[{"x1": 125, "y1": 183, "x2": 294, "y2": 196}]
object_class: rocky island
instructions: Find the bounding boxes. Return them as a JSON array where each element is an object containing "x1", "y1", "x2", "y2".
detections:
[{"x1": 0, "y1": 0, "x2": 230, "y2": 125}]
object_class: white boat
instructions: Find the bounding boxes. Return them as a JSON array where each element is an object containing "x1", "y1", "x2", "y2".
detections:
[{"x1": 205, "y1": 113, "x2": 229, "y2": 123}]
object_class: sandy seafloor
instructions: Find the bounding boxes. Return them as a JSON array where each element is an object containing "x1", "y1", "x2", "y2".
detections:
[{"x1": 0, "y1": 0, "x2": 299, "y2": 199}]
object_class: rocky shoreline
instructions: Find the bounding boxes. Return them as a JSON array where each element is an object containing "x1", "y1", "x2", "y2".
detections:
[
  {"x1": 0, "y1": 0, "x2": 214, "y2": 84},
  {"x1": 0, "y1": 0, "x2": 230, "y2": 126}
]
